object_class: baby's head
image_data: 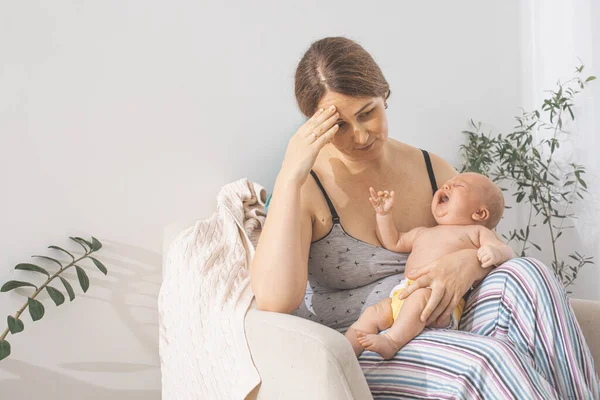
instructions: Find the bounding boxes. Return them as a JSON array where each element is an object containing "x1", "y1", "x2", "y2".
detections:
[{"x1": 431, "y1": 172, "x2": 504, "y2": 229}]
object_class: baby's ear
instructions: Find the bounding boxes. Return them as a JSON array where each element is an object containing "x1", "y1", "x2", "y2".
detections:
[{"x1": 472, "y1": 208, "x2": 490, "y2": 223}]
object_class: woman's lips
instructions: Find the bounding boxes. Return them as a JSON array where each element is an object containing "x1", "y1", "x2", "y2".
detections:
[{"x1": 356, "y1": 141, "x2": 375, "y2": 151}]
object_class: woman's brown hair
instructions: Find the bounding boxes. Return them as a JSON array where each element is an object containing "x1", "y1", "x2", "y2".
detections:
[{"x1": 294, "y1": 36, "x2": 391, "y2": 118}]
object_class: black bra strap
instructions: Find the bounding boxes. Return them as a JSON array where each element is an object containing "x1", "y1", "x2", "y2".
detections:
[
  {"x1": 421, "y1": 149, "x2": 438, "y2": 195},
  {"x1": 310, "y1": 170, "x2": 340, "y2": 223}
]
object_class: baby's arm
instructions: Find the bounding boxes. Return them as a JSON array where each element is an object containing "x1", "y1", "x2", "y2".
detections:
[
  {"x1": 368, "y1": 187, "x2": 424, "y2": 252},
  {"x1": 477, "y1": 227, "x2": 514, "y2": 268},
  {"x1": 376, "y1": 217, "x2": 423, "y2": 253}
]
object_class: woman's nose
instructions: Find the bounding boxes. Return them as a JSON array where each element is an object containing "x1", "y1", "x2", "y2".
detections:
[{"x1": 353, "y1": 128, "x2": 370, "y2": 144}]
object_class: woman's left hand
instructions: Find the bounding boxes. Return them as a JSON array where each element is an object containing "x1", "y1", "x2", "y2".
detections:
[{"x1": 398, "y1": 249, "x2": 485, "y2": 325}]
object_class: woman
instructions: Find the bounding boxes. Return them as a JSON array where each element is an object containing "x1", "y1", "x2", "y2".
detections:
[{"x1": 251, "y1": 36, "x2": 598, "y2": 398}]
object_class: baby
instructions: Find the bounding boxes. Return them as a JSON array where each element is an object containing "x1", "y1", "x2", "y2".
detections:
[{"x1": 344, "y1": 172, "x2": 514, "y2": 359}]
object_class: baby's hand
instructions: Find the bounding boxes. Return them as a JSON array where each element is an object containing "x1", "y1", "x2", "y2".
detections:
[
  {"x1": 478, "y1": 245, "x2": 503, "y2": 268},
  {"x1": 369, "y1": 187, "x2": 395, "y2": 215}
]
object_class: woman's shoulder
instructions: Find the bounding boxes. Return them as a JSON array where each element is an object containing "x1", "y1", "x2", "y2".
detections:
[
  {"x1": 388, "y1": 141, "x2": 456, "y2": 179},
  {"x1": 395, "y1": 142, "x2": 459, "y2": 189},
  {"x1": 426, "y1": 151, "x2": 458, "y2": 188}
]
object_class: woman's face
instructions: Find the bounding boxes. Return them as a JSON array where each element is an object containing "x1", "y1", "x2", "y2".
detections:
[{"x1": 316, "y1": 91, "x2": 388, "y2": 160}]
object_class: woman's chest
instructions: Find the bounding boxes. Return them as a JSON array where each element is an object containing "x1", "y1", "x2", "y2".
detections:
[{"x1": 312, "y1": 178, "x2": 436, "y2": 244}]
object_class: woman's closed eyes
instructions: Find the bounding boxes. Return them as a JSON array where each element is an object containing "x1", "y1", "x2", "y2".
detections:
[{"x1": 335, "y1": 108, "x2": 376, "y2": 130}]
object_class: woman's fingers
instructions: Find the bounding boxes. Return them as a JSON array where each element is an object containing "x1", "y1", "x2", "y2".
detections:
[
  {"x1": 305, "y1": 105, "x2": 333, "y2": 131},
  {"x1": 301, "y1": 107, "x2": 326, "y2": 137},
  {"x1": 420, "y1": 286, "x2": 445, "y2": 323},
  {"x1": 426, "y1": 291, "x2": 452, "y2": 324},
  {"x1": 306, "y1": 107, "x2": 339, "y2": 138},
  {"x1": 405, "y1": 266, "x2": 430, "y2": 281},
  {"x1": 309, "y1": 112, "x2": 339, "y2": 140},
  {"x1": 398, "y1": 276, "x2": 430, "y2": 300},
  {"x1": 314, "y1": 123, "x2": 339, "y2": 147},
  {"x1": 436, "y1": 296, "x2": 459, "y2": 326}
]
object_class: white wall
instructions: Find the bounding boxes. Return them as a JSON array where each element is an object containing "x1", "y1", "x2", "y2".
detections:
[{"x1": 1, "y1": 0, "x2": 587, "y2": 397}]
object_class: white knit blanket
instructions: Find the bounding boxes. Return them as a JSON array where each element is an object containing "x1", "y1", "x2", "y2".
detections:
[{"x1": 158, "y1": 178, "x2": 266, "y2": 399}]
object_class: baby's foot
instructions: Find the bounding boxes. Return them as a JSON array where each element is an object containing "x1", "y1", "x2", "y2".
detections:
[{"x1": 356, "y1": 330, "x2": 401, "y2": 360}]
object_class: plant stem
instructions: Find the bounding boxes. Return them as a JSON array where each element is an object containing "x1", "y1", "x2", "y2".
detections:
[
  {"x1": 519, "y1": 173, "x2": 537, "y2": 256},
  {"x1": 0, "y1": 251, "x2": 90, "y2": 342},
  {"x1": 543, "y1": 109, "x2": 564, "y2": 270}
]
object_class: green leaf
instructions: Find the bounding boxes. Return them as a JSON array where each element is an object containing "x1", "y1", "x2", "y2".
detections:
[
  {"x1": 0, "y1": 340, "x2": 10, "y2": 361},
  {"x1": 75, "y1": 237, "x2": 94, "y2": 250},
  {"x1": 585, "y1": 76, "x2": 596, "y2": 83},
  {"x1": 1, "y1": 280, "x2": 37, "y2": 292},
  {"x1": 28, "y1": 298, "x2": 45, "y2": 321},
  {"x1": 91, "y1": 237, "x2": 102, "y2": 251},
  {"x1": 15, "y1": 263, "x2": 49, "y2": 277},
  {"x1": 59, "y1": 277, "x2": 75, "y2": 301},
  {"x1": 46, "y1": 286, "x2": 65, "y2": 306},
  {"x1": 69, "y1": 237, "x2": 90, "y2": 252},
  {"x1": 89, "y1": 257, "x2": 107, "y2": 275},
  {"x1": 75, "y1": 266, "x2": 90, "y2": 293},
  {"x1": 48, "y1": 245, "x2": 75, "y2": 261},
  {"x1": 31, "y1": 255, "x2": 62, "y2": 268},
  {"x1": 7, "y1": 316, "x2": 24, "y2": 334}
]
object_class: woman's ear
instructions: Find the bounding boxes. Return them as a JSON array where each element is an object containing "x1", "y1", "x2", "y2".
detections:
[{"x1": 472, "y1": 208, "x2": 490, "y2": 223}]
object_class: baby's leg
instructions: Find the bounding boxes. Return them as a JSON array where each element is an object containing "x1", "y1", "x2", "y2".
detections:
[
  {"x1": 345, "y1": 298, "x2": 394, "y2": 357},
  {"x1": 356, "y1": 288, "x2": 430, "y2": 360}
]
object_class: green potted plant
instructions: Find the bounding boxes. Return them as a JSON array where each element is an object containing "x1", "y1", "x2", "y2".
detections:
[{"x1": 459, "y1": 65, "x2": 596, "y2": 289}]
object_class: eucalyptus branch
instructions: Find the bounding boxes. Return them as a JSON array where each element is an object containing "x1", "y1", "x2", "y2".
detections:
[{"x1": 0, "y1": 236, "x2": 107, "y2": 361}]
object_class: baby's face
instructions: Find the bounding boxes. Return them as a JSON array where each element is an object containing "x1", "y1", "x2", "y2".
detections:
[{"x1": 431, "y1": 173, "x2": 491, "y2": 226}]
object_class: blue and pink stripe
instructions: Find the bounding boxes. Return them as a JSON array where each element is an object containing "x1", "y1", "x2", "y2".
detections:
[{"x1": 359, "y1": 257, "x2": 600, "y2": 399}]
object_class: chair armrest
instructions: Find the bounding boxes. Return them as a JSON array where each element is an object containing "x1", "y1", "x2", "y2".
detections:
[
  {"x1": 245, "y1": 308, "x2": 373, "y2": 400},
  {"x1": 570, "y1": 298, "x2": 600, "y2": 368}
]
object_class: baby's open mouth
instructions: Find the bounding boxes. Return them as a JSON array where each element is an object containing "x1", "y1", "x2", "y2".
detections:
[{"x1": 439, "y1": 193, "x2": 449, "y2": 204}]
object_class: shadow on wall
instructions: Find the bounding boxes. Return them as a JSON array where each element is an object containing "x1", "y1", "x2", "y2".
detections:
[
  {"x1": 75, "y1": 239, "x2": 163, "y2": 359},
  {"x1": 1, "y1": 358, "x2": 159, "y2": 399}
]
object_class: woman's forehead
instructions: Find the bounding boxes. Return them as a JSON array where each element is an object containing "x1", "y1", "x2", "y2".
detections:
[{"x1": 317, "y1": 91, "x2": 375, "y2": 111}]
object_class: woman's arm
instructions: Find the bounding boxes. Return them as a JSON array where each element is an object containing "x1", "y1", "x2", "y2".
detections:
[
  {"x1": 251, "y1": 105, "x2": 341, "y2": 313},
  {"x1": 251, "y1": 175, "x2": 313, "y2": 314}
]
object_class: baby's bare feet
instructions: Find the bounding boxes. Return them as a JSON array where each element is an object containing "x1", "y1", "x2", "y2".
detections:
[{"x1": 356, "y1": 330, "x2": 400, "y2": 360}]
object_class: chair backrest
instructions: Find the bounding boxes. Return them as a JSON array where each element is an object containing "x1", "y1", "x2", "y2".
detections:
[{"x1": 570, "y1": 298, "x2": 600, "y2": 369}]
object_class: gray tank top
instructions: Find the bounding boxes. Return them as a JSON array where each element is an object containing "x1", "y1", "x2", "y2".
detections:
[{"x1": 291, "y1": 150, "x2": 438, "y2": 334}]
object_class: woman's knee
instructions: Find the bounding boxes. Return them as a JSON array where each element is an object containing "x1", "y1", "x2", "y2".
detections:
[{"x1": 492, "y1": 257, "x2": 562, "y2": 292}]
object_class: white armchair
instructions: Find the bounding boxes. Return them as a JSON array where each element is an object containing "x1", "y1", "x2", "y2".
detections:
[{"x1": 161, "y1": 219, "x2": 600, "y2": 400}]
